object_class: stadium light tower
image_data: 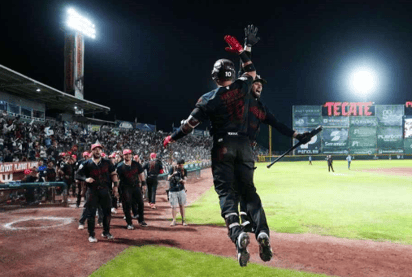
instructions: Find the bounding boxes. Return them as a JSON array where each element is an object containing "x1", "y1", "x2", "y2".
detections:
[
  {"x1": 64, "y1": 8, "x2": 96, "y2": 105},
  {"x1": 349, "y1": 68, "x2": 377, "y2": 101}
]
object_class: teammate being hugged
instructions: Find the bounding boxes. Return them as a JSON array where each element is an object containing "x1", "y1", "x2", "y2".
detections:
[
  {"x1": 116, "y1": 149, "x2": 148, "y2": 229},
  {"x1": 164, "y1": 34, "x2": 270, "y2": 267},
  {"x1": 75, "y1": 143, "x2": 119, "y2": 243},
  {"x1": 142, "y1": 153, "x2": 164, "y2": 209}
]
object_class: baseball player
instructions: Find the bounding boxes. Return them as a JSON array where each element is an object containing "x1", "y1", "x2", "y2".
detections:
[
  {"x1": 164, "y1": 34, "x2": 271, "y2": 266},
  {"x1": 346, "y1": 154, "x2": 352, "y2": 169},
  {"x1": 327, "y1": 155, "x2": 334, "y2": 172},
  {"x1": 75, "y1": 143, "x2": 118, "y2": 242},
  {"x1": 116, "y1": 149, "x2": 147, "y2": 229},
  {"x1": 142, "y1": 153, "x2": 164, "y2": 209}
]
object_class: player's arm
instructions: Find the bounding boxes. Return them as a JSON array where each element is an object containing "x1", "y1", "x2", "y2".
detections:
[{"x1": 239, "y1": 25, "x2": 259, "y2": 77}]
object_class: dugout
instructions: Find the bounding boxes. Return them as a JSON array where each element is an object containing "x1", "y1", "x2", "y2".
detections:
[{"x1": 0, "y1": 64, "x2": 110, "y2": 122}]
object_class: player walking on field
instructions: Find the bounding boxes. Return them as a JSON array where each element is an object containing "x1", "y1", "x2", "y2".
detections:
[
  {"x1": 76, "y1": 143, "x2": 119, "y2": 242},
  {"x1": 142, "y1": 153, "x2": 164, "y2": 209},
  {"x1": 116, "y1": 149, "x2": 148, "y2": 229}
]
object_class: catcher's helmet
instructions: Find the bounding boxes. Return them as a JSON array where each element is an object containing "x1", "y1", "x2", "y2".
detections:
[{"x1": 211, "y1": 59, "x2": 235, "y2": 82}]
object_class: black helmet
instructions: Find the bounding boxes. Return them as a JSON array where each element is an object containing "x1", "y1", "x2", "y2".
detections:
[{"x1": 211, "y1": 59, "x2": 235, "y2": 82}]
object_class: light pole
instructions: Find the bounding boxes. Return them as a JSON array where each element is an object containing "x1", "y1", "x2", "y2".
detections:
[{"x1": 64, "y1": 8, "x2": 96, "y2": 110}]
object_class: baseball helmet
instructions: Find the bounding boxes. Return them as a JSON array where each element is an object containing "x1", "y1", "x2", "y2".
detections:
[{"x1": 211, "y1": 59, "x2": 236, "y2": 82}]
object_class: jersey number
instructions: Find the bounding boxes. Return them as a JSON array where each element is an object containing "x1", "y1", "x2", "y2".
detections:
[{"x1": 225, "y1": 72, "x2": 232, "y2": 77}]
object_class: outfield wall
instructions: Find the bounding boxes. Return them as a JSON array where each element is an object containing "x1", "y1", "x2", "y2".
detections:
[
  {"x1": 258, "y1": 154, "x2": 412, "y2": 162},
  {"x1": 292, "y1": 102, "x2": 412, "y2": 155}
]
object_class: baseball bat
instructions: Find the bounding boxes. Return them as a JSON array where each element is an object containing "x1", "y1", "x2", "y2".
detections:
[{"x1": 267, "y1": 125, "x2": 323, "y2": 168}]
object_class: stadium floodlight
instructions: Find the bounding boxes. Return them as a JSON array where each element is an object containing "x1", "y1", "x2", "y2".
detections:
[
  {"x1": 66, "y1": 8, "x2": 96, "y2": 39},
  {"x1": 349, "y1": 69, "x2": 377, "y2": 98},
  {"x1": 36, "y1": 88, "x2": 41, "y2": 92}
]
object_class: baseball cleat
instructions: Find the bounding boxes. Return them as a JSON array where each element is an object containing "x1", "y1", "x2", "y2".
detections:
[
  {"x1": 111, "y1": 208, "x2": 117, "y2": 214},
  {"x1": 88, "y1": 236, "x2": 97, "y2": 243},
  {"x1": 182, "y1": 220, "x2": 188, "y2": 226},
  {"x1": 139, "y1": 221, "x2": 148, "y2": 227},
  {"x1": 78, "y1": 224, "x2": 85, "y2": 230},
  {"x1": 101, "y1": 233, "x2": 114, "y2": 239},
  {"x1": 170, "y1": 220, "x2": 177, "y2": 226},
  {"x1": 236, "y1": 232, "x2": 250, "y2": 267},
  {"x1": 127, "y1": 224, "x2": 134, "y2": 230},
  {"x1": 132, "y1": 215, "x2": 139, "y2": 219},
  {"x1": 257, "y1": 232, "x2": 273, "y2": 262}
]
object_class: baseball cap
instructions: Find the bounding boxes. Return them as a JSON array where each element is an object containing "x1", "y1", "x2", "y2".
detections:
[
  {"x1": 82, "y1": 151, "x2": 90, "y2": 158},
  {"x1": 253, "y1": 74, "x2": 267, "y2": 85},
  {"x1": 59, "y1": 152, "x2": 66, "y2": 157},
  {"x1": 123, "y1": 149, "x2": 132, "y2": 155},
  {"x1": 101, "y1": 153, "x2": 106, "y2": 157},
  {"x1": 71, "y1": 155, "x2": 77, "y2": 160},
  {"x1": 91, "y1": 143, "x2": 103, "y2": 150},
  {"x1": 177, "y1": 159, "x2": 185, "y2": 165},
  {"x1": 150, "y1": 153, "x2": 156, "y2": 159},
  {"x1": 24, "y1": 169, "x2": 32, "y2": 175}
]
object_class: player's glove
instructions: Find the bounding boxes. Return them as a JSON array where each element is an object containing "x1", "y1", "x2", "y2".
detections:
[
  {"x1": 244, "y1": 25, "x2": 260, "y2": 47},
  {"x1": 224, "y1": 35, "x2": 244, "y2": 54},
  {"x1": 296, "y1": 132, "x2": 312, "y2": 144},
  {"x1": 163, "y1": 135, "x2": 174, "y2": 148}
]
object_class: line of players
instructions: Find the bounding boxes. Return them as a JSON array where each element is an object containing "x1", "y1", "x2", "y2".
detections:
[{"x1": 35, "y1": 143, "x2": 164, "y2": 243}]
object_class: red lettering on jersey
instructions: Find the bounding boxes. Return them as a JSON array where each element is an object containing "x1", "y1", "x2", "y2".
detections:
[{"x1": 249, "y1": 106, "x2": 266, "y2": 120}]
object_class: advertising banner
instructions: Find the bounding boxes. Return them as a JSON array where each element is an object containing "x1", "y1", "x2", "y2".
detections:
[
  {"x1": 404, "y1": 117, "x2": 412, "y2": 138},
  {"x1": 377, "y1": 126, "x2": 403, "y2": 151},
  {"x1": 350, "y1": 116, "x2": 378, "y2": 127},
  {"x1": 350, "y1": 148, "x2": 377, "y2": 155},
  {"x1": 87, "y1": 125, "x2": 100, "y2": 132},
  {"x1": 349, "y1": 127, "x2": 377, "y2": 138},
  {"x1": 376, "y1": 105, "x2": 404, "y2": 126},
  {"x1": 322, "y1": 116, "x2": 350, "y2": 127},
  {"x1": 0, "y1": 162, "x2": 39, "y2": 174},
  {"x1": 294, "y1": 127, "x2": 321, "y2": 155},
  {"x1": 135, "y1": 123, "x2": 156, "y2": 132},
  {"x1": 349, "y1": 137, "x2": 377, "y2": 149},
  {"x1": 404, "y1": 138, "x2": 412, "y2": 154},
  {"x1": 293, "y1": 105, "x2": 322, "y2": 116},
  {"x1": 74, "y1": 33, "x2": 84, "y2": 100},
  {"x1": 321, "y1": 128, "x2": 349, "y2": 154},
  {"x1": 293, "y1": 116, "x2": 322, "y2": 127},
  {"x1": 116, "y1": 121, "x2": 134, "y2": 130}
]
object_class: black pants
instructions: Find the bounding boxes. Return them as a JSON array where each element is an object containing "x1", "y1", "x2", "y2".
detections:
[
  {"x1": 212, "y1": 135, "x2": 269, "y2": 243},
  {"x1": 146, "y1": 177, "x2": 158, "y2": 204},
  {"x1": 328, "y1": 163, "x2": 334, "y2": 172},
  {"x1": 76, "y1": 181, "x2": 86, "y2": 207},
  {"x1": 84, "y1": 187, "x2": 112, "y2": 237},
  {"x1": 121, "y1": 185, "x2": 144, "y2": 225}
]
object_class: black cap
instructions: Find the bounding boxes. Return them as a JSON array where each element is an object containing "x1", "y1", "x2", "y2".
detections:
[
  {"x1": 253, "y1": 74, "x2": 267, "y2": 85},
  {"x1": 177, "y1": 159, "x2": 185, "y2": 164}
]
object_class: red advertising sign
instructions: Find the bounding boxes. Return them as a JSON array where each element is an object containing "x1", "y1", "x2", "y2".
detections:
[
  {"x1": 406, "y1": 101, "x2": 412, "y2": 108},
  {"x1": 323, "y1": 102, "x2": 375, "y2": 116}
]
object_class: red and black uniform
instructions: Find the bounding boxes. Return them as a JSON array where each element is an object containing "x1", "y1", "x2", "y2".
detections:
[
  {"x1": 76, "y1": 159, "x2": 115, "y2": 237},
  {"x1": 142, "y1": 160, "x2": 163, "y2": 204},
  {"x1": 74, "y1": 158, "x2": 86, "y2": 207},
  {"x1": 175, "y1": 73, "x2": 270, "y2": 243},
  {"x1": 60, "y1": 163, "x2": 75, "y2": 196},
  {"x1": 116, "y1": 161, "x2": 145, "y2": 225}
]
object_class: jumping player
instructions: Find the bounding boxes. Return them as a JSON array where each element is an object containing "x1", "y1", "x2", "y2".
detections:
[
  {"x1": 116, "y1": 149, "x2": 147, "y2": 229},
  {"x1": 164, "y1": 34, "x2": 266, "y2": 267},
  {"x1": 76, "y1": 143, "x2": 118, "y2": 242}
]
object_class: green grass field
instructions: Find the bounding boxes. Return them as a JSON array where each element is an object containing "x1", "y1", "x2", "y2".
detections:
[
  {"x1": 187, "y1": 160, "x2": 412, "y2": 244},
  {"x1": 90, "y1": 160, "x2": 412, "y2": 276},
  {"x1": 91, "y1": 246, "x2": 329, "y2": 277}
]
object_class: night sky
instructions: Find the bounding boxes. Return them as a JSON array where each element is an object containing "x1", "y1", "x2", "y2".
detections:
[{"x1": 1, "y1": 1, "x2": 412, "y2": 151}]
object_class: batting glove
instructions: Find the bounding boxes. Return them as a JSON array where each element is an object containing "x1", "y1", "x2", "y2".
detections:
[
  {"x1": 224, "y1": 35, "x2": 244, "y2": 54},
  {"x1": 244, "y1": 24, "x2": 260, "y2": 47},
  {"x1": 163, "y1": 135, "x2": 174, "y2": 148}
]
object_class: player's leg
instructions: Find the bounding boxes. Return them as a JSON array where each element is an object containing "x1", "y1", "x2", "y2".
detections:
[
  {"x1": 146, "y1": 178, "x2": 154, "y2": 205},
  {"x1": 133, "y1": 185, "x2": 146, "y2": 226},
  {"x1": 85, "y1": 189, "x2": 98, "y2": 240},
  {"x1": 150, "y1": 179, "x2": 158, "y2": 208},
  {"x1": 99, "y1": 188, "x2": 113, "y2": 238},
  {"x1": 121, "y1": 186, "x2": 133, "y2": 228}
]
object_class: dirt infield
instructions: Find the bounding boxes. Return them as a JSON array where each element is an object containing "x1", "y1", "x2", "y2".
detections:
[
  {"x1": 362, "y1": 167, "x2": 412, "y2": 177},
  {"x1": 1, "y1": 168, "x2": 412, "y2": 277}
]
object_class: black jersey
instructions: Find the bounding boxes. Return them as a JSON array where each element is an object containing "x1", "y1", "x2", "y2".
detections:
[
  {"x1": 43, "y1": 168, "x2": 56, "y2": 182},
  {"x1": 143, "y1": 159, "x2": 163, "y2": 179},
  {"x1": 116, "y1": 161, "x2": 144, "y2": 187},
  {"x1": 247, "y1": 98, "x2": 295, "y2": 141},
  {"x1": 22, "y1": 175, "x2": 37, "y2": 183},
  {"x1": 76, "y1": 158, "x2": 116, "y2": 189},
  {"x1": 191, "y1": 74, "x2": 253, "y2": 136},
  {"x1": 60, "y1": 163, "x2": 74, "y2": 185}
]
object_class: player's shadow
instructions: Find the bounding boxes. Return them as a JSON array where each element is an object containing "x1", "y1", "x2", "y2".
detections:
[
  {"x1": 109, "y1": 224, "x2": 198, "y2": 232},
  {"x1": 102, "y1": 237, "x2": 180, "y2": 247}
]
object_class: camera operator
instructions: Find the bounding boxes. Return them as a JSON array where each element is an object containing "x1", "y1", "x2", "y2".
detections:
[{"x1": 167, "y1": 159, "x2": 188, "y2": 226}]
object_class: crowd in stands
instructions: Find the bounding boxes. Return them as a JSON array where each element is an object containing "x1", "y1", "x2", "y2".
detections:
[{"x1": 0, "y1": 113, "x2": 212, "y2": 169}]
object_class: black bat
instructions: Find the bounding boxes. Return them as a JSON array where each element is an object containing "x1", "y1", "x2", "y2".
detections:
[{"x1": 267, "y1": 125, "x2": 323, "y2": 168}]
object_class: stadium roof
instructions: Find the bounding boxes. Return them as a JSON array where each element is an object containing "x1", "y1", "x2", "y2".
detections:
[{"x1": 0, "y1": 64, "x2": 110, "y2": 114}]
